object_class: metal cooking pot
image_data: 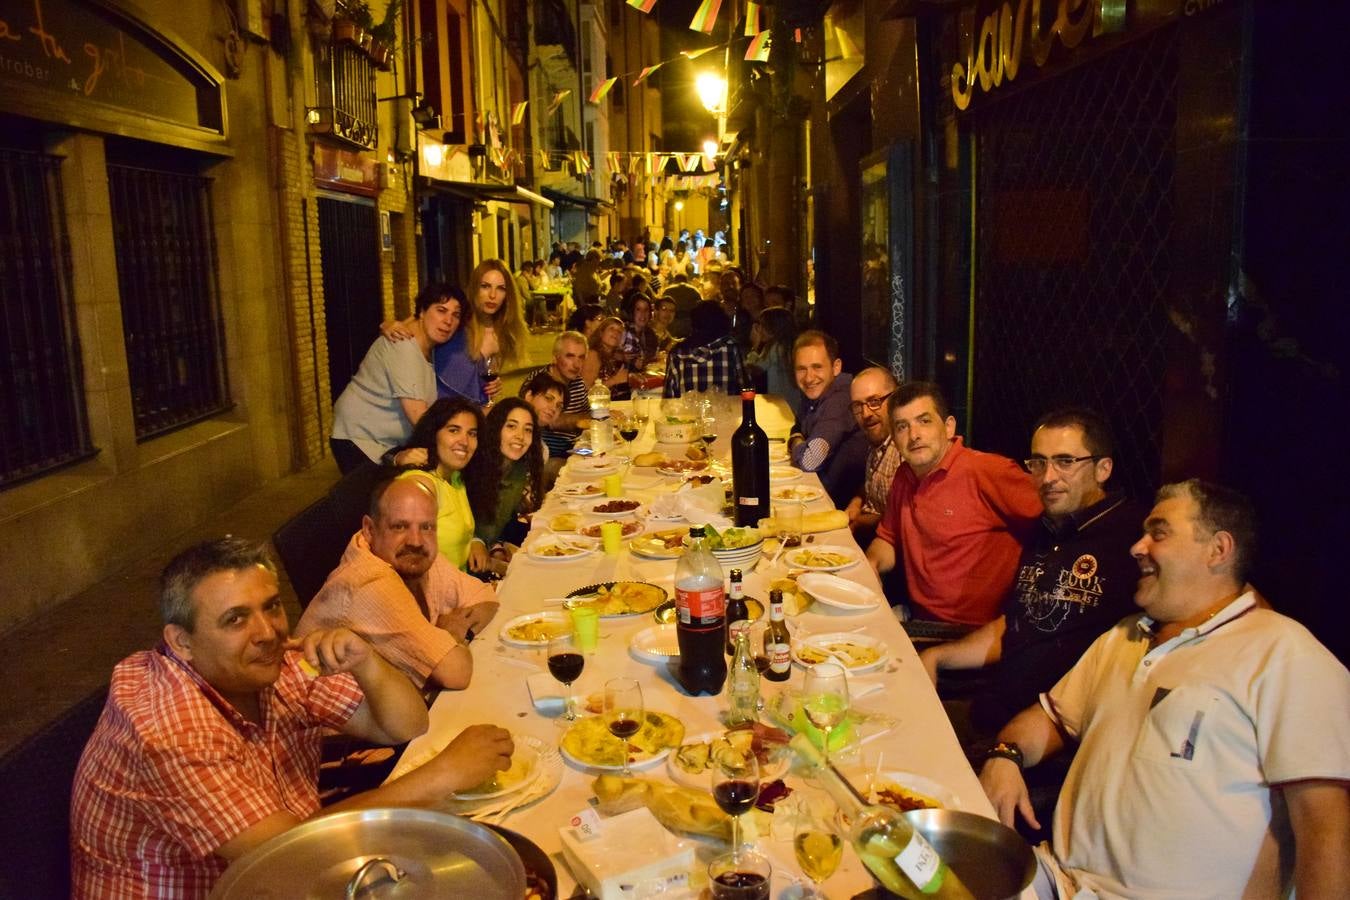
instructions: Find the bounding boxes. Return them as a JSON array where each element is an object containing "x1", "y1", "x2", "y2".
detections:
[
  {"x1": 900, "y1": 809, "x2": 1035, "y2": 900},
  {"x1": 209, "y1": 808, "x2": 526, "y2": 899}
]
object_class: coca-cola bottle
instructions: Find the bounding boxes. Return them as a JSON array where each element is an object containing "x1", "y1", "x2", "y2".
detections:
[
  {"x1": 675, "y1": 525, "x2": 727, "y2": 695},
  {"x1": 731, "y1": 390, "x2": 770, "y2": 527}
]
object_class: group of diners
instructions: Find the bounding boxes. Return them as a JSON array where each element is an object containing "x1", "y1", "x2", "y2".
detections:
[{"x1": 65, "y1": 274, "x2": 1347, "y2": 898}]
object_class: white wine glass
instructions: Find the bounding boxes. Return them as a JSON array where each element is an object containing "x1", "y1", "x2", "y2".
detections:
[
  {"x1": 801, "y1": 662, "x2": 849, "y2": 766},
  {"x1": 603, "y1": 678, "x2": 644, "y2": 777},
  {"x1": 793, "y1": 804, "x2": 843, "y2": 897}
]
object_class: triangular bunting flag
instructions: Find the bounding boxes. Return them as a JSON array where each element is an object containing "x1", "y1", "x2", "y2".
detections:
[
  {"x1": 626, "y1": 0, "x2": 658, "y2": 11},
  {"x1": 606, "y1": 151, "x2": 622, "y2": 172},
  {"x1": 589, "y1": 77, "x2": 618, "y2": 103},
  {"x1": 745, "y1": 2, "x2": 762, "y2": 36},
  {"x1": 548, "y1": 90, "x2": 571, "y2": 113},
  {"x1": 689, "y1": 0, "x2": 722, "y2": 34},
  {"x1": 511, "y1": 101, "x2": 527, "y2": 125},
  {"x1": 745, "y1": 30, "x2": 771, "y2": 62},
  {"x1": 681, "y1": 47, "x2": 716, "y2": 60},
  {"x1": 680, "y1": 154, "x2": 702, "y2": 173},
  {"x1": 633, "y1": 63, "x2": 663, "y2": 86}
]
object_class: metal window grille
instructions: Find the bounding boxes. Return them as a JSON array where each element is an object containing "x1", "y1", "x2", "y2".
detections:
[
  {"x1": 313, "y1": 42, "x2": 378, "y2": 149},
  {"x1": 107, "y1": 164, "x2": 231, "y2": 439},
  {"x1": 970, "y1": 26, "x2": 1179, "y2": 497},
  {"x1": 0, "y1": 148, "x2": 95, "y2": 488}
]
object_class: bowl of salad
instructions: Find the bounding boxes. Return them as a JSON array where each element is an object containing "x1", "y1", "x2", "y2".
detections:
[
  {"x1": 693, "y1": 525, "x2": 764, "y2": 568},
  {"x1": 654, "y1": 416, "x2": 700, "y2": 444}
]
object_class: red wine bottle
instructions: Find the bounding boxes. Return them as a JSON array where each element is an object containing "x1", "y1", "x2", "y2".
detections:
[{"x1": 731, "y1": 390, "x2": 770, "y2": 527}]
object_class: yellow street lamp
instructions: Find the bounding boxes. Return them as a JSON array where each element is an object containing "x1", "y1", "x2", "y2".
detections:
[{"x1": 696, "y1": 72, "x2": 727, "y2": 115}]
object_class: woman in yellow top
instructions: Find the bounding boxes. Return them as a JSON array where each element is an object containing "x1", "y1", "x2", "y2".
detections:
[{"x1": 393, "y1": 397, "x2": 484, "y2": 570}]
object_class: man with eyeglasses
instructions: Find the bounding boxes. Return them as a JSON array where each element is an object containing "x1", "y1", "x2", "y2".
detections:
[
  {"x1": 843, "y1": 367, "x2": 902, "y2": 543},
  {"x1": 787, "y1": 330, "x2": 870, "y2": 507},
  {"x1": 865, "y1": 381, "x2": 1041, "y2": 626},
  {"x1": 918, "y1": 409, "x2": 1141, "y2": 757}
]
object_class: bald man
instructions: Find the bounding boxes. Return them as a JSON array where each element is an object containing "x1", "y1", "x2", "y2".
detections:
[{"x1": 844, "y1": 367, "x2": 902, "y2": 541}]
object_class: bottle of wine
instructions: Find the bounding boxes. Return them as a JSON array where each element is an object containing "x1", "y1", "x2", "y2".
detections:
[
  {"x1": 789, "y1": 735, "x2": 975, "y2": 899},
  {"x1": 725, "y1": 623, "x2": 760, "y2": 726},
  {"x1": 730, "y1": 389, "x2": 770, "y2": 527},
  {"x1": 762, "y1": 589, "x2": 791, "y2": 682},
  {"x1": 724, "y1": 568, "x2": 748, "y2": 655}
]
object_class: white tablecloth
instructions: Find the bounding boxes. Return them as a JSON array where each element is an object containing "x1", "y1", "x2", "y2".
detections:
[{"x1": 393, "y1": 396, "x2": 1007, "y2": 897}]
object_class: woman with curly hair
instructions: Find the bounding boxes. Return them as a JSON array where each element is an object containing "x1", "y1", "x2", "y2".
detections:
[
  {"x1": 393, "y1": 397, "x2": 484, "y2": 570},
  {"x1": 462, "y1": 398, "x2": 545, "y2": 572},
  {"x1": 582, "y1": 315, "x2": 631, "y2": 400}
]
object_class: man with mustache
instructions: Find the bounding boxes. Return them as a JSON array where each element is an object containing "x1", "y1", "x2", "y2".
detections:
[
  {"x1": 70, "y1": 538, "x2": 513, "y2": 898},
  {"x1": 865, "y1": 381, "x2": 1041, "y2": 626},
  {"x1": 297, "y1": 477, "x2": 499, "y2": 690},
  {"x1": 980, "y1": 480, "x2": 1350, "y2": 899},
  {"x1": 843, "y1": 366, "x2": 902, "y2": 543}
]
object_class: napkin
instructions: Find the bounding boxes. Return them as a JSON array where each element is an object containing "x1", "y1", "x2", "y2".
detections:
[{"x1": 646, "y1": 492, "x2": 731, "y2": 530}]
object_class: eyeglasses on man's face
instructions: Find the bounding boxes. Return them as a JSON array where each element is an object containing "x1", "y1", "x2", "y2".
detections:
[
  {"x1": 1023, "y1": 455, "x2": 1099, "y2": 475},
  {"x1": 849, "y1": 395, "x2": 889, "y2": 415}
]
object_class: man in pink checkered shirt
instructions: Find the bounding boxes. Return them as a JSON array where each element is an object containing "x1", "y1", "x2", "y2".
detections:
[{"x1": 70, "y1": 538, "x2": 513, "y2": 899}]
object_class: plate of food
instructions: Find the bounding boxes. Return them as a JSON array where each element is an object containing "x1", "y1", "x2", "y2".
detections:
[
  {"x1": 630, "y1": 528, "x2": 689, "y2": 559},
  {"x1": 557, "y1": 481, "x2": 605, "y2": 499},
  {"x1": 527, "y1": 537, "x2": 597, "y2": 562},
  {"x1": 453, "y1": 736, "x2": 541, "y2": 800},
  {"x1": 548, "y1": 512, "x2": 582, "y2": 533},
  {"x1": 500, "y1": 612, "x2": 572, "y2": 648},
  {"x1": 668, "y1": 727, "x2": 791, "y2": 789},
  {"x1": 585, "y1": 497, "x2": 644, "y2": 518},
  {"x1": 559, "y1": 712, "x2": 685, "y2": 771},
  {"x1": 569, "y1": 455, "x2": 626, "y2": 477},
  {"x1": 579, "y1": 519, "x2": 644, "y2": 539},
  {"x1": 792, "y1": 632, "x2": 888, "y2": 673},
  {"x1": 629, "y1": 623, "x2": 680, "y2": 664},
  {"x1": 769, "y1": 465, "x2": 803, "y2": 483},
  {"x1": 795, "y1": 573, "x2": 881, "y2": 611},
  {"x1": 784, "y1": 545, "x2": 860, "y2": 572},
  {"x1": 835, "y1": 771, "x2": 959, "y2": 828},
  {"x1": 771, "y1": 484, "x2": 824, "y2": 503},
  {"x1": 656, "y1": 459, "x2": 710, "y2": 477},
  {"x1": 565, "y1": 581, "x2": 668, "y2": 618}
]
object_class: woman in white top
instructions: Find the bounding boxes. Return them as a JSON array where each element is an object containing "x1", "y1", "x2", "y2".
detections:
[{"x1": 330, "y1": 284, "x2": 463, "y2": 473}]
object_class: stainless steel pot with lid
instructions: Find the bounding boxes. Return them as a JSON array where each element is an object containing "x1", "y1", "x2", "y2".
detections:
[{"x1": 209, "y1": 808, "x2": 526, "y2": 899}]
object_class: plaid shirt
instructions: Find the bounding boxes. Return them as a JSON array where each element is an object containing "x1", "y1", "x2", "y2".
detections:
[
  {"x1": 70, "y1": 646, "x2": 364, "y2": 899},
  {"x1": 663, "y1": 334, "x2": 746, "y2": 397},
  {"x1": 862, "y1": 438, "x2": 904, "y2": 516}
]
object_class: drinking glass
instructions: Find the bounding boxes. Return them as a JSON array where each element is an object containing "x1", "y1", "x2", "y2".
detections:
[
  {"x1": 546, "y1": 634, "x2": 584, "y2": 721},
  {"x1": 708, "y1": 850, "x2": 772, "y2": 900},
  {"x1": 793, "y1": 806, "x2": 843, "y2": 896},
  {"x1": 711, "y1": 745, "x2": 761, "y2": 860},
  {"x1": 774, "y1": 498, "x2": 804, "y2": 550},
  {"x1": 632, "y1": 393, "x2": 651, "y2": 432},
  {"x1": 482, "y1": 353, "x2": 502, "y2": 407},
  {"x1": 801, "y1": 662, "x2": 849, "y2": 766},
  {"x1": 603, "y1": 678, "x2": 644, "y2": 776}
]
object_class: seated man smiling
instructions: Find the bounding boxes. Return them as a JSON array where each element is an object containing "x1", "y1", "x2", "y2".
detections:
[{"x1": 70, "y1": 538, "x2": 513, "y2": 899}]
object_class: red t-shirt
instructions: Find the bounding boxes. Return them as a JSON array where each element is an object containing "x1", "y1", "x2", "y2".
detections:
[{"x1": 876, "y1": 438, "x2": 1041, "y2": 625}]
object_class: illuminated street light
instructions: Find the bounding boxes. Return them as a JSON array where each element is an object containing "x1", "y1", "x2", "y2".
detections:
[
  {"x1": 674, "y1": 200, "x2": 685, "y2": 211},
  {"x1": 702, "y1": 138, "x2": 719, "y2": 159},
  {"x1": 696, "y1": 72, "x2": 727, "y2": 115}
]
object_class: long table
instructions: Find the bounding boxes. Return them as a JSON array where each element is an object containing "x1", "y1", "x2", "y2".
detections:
[{"x1": 394, "y1": 397, "x2": 1004, "y2": 896}]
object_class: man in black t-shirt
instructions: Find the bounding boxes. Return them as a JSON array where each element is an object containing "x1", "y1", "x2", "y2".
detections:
[{"x1": 919, "y1": 408, "x2": 1141, "y2": 740}]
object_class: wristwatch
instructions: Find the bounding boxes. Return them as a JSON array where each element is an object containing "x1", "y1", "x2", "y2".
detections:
[{"x1": 985, "y1": 741, "x2": 1025, "y2": 769}]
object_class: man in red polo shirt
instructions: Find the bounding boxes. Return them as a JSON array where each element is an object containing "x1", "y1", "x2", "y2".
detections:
[
  {"x1": 865, "y1": 381, "x2": 1040, "y2": 625},
  {"x1": 70, "y1": 538, "x2": 513, "y2": 899}
]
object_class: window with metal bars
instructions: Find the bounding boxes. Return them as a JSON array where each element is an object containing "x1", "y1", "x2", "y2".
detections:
[
  {"x1": 312, "y1": 41, "x2": 378, "y2": 149},
  {"x1": 0, "y1": 147, "x2": 95, "y2": 489},
  {"x1": 107, "y1": 162, "x2": 231, "y2": 439}
]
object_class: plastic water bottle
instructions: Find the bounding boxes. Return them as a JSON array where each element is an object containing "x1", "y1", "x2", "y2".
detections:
[{"x1": 588, "y1": 378, "x2": 613, "y2": 452}]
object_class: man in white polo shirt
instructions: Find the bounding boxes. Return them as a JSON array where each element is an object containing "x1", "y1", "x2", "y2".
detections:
[{"x1": 980, "y1": 479, "x2": 1350, "y2": 899}]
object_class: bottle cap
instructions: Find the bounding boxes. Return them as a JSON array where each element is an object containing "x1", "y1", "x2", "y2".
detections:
[
  {"x1": 769, "y1": 588, "x2": 783, "y2": 603},
  {"x1": 729, "y1": 568, "x2": 742, "y2": 581},
  {"x1": 741, "y1": 389, "x2": 755, "y2": 400},
  {"x1": 688, "y1": 525, "x2": 706, "y2": 537}
]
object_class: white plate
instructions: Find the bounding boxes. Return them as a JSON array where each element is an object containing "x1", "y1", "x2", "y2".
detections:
[
  {"x1": 796, "y1": 573, "x2": 883, "y2": 611},
  {"x1": 784, "y1": 545, "x2": 861, "y2": 572},
  {"x1": 792, "y1": 632, "x2": 888, "y2": 673},
  {"x1": 656, "y1": 460, "x2": 711, "y2": 477},
  {"x1": 770, "y1": 465, "x2": 803, "y2": 482},
  {"x1": 578, "y1": 519, "x2": 645, "y2": 540},
  {"x1": 771, "y1": 484, "x2": 824, "y2": 504},
  {"x1": 557, "y1": 481, "x2": 605, "y2": 499},
  {"x1": 629, "y1": 624, "x2": 681, "y2": 663},
  {"x1": 526, "y1": 538, "x2": 597, "y2": 562},
  {"x1": 499, "y1": 611, "x2": 572, "y2": 648},
  {"x1": 836, "y1": 770, "x2": 960, "y2": 817},
  {"x1": 569, "y1": 456, "x2": 626, "y2": 476},
  {"x1": 666, "y1": 730, "x2": 791, "y2": 789},
  {"x1": 585, "y1": 497, "x2": 644, "y2": 518},
  {"x1": 630, "y1": 530, "x2": 688, "y2": 559},
  {"x1": 559, "y1": 718, "x2": 675, "y2": 772},
  {"x1": 452, "y1": 736, "x2": 541, "y2": 801}
]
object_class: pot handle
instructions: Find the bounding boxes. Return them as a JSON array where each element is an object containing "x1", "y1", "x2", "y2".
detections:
[{"x1": 345, "y1": 858, "x2": 405, "y2": 899}]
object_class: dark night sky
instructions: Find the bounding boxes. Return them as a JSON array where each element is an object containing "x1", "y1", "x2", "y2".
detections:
[{"x1": 647, "y1": 0, "x2": 732, "y2": 152}]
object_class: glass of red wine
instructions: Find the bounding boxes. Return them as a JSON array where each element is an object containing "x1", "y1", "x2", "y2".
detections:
[
  {"x1": 711, "y1": 746, "x2": 761, "y2": 860},
  {"x1": 701, "y1": 416, "x2": 718, "y2": 449},
  {"x1": 618, "y1": 417, "x2": 640, "y2": 454},
  {"x1": 547, "y1": 634, "x2": 584, "y2": 721},
  {"x1": 603, "y1": 678, "x2": 644, "y2": 776},
  {"x1": 708, "y1": 849, "x2": 771, "y2": 899}
]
